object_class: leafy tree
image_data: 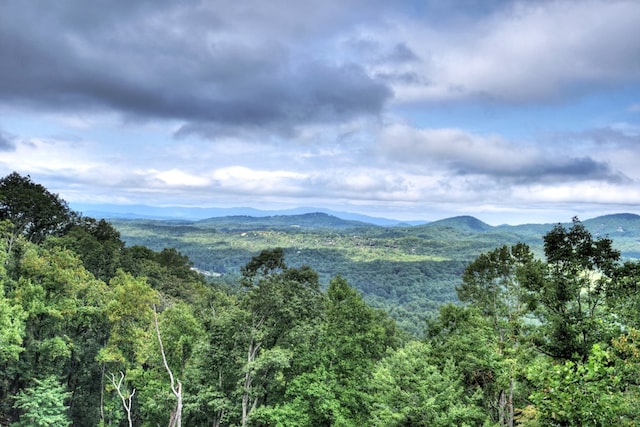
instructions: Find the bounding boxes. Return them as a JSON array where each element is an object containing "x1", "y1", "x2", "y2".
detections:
[
  {"x1": 457, "y1": 243, "x2": 536, "y2": 426},
  {"x1": 97, "y1": 271, "x2": 159, "y2": 426},
  {"x1": 184, "y1": 289, "x2": 246, "y2": 426},
  {"x1": 369, "y1": 341, "x2": 487, "y2": 426},
  {"x1": 6, "y1": 242, "x2": 110, "y2": 425},
  {"x1": 607, "y1": 260, "x2": 640, "y2": 328},
  {"x1": 523, "y1": 218, "x2": 621, "y2": 361},
  {"x1": 120, "y1": 245, "x2": 209, "y2": 306},
  {"x1": 11, "y1": 376, "x2": 71, "y2": 427},
  {"x1": 425, "y1": 305, "x2": 502, "y2": 410},
  {"x1": 0, "y1": 172, "x2": 74, "y2": 246},
  {"x1": 258, "y1": 275, "x2": 399, "y2": 426},
  {"x1": 238, "y1": 249, "x2": 323, "y2": 426},
  {"x1": 133, "y1": 302, "x2": 203, "y2": 427},
  {"x1": 0, "y1": 225, "x2": 26, "y2": 363},
  {"x1": 50, "y1": 217, "x2": 125, "y2": 282},
  {"x1": 523, "y1": 344, "x2": 636, "y2": 426}
]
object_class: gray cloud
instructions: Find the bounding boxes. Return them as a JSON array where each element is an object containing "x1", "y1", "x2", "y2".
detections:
[
  {"x1": 560, "y1": 127, "x2": 640, "y2": 148},
  {"x1": 454, "y1": 156, "x2": 628, "y2": 185},
  {"x1": 379, "y1": 124, "x2": 628, "y2": 185},
  {"x1": 0, "y1": 130, "x2": 16, "y2": 152},
  {"x1": 367, "y1": 0, "x2": 640, "y2": 103},
  {"x1": 0, "y1": 1, "x2": 392, "y2": 133},
  {"x1": 2, "y1": 0, "x2": 639, "y2": 225}
]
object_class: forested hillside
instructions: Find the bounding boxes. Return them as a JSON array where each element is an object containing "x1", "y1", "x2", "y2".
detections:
[
  {"x1": 110, "y1": 212, "x2": 640, "y2": 334},
  {"x1": 2, "y1": 172, "x2": 640, "y2": 426}
]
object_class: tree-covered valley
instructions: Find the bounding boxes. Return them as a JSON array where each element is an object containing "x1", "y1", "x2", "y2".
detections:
[
  {"x1": 110, "y1": 210, "x2": 640, "y2": 334},
  {"x1": 2, "y1": 171, "x2": 640, "y2": 426}
]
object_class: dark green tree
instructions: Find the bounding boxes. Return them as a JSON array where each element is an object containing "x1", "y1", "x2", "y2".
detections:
[
  {"x1": 0, "y1": 172, "x2": 75, "y2": 246},
  {"x1": 50, "y1": 217, "x2": 124, "y2": 282},
  {"x1": 238, "y1": 249, "x2": 323, "y2": 426},
  {"x1": 524, "y1": 217, "x2": 621, "y2": 361},
  {"x1": 6, "y1": 242, "x2": 110, "y2": 425},
  {"x1": 257, "y1": 275, "x2": 399, "y2": 426}
]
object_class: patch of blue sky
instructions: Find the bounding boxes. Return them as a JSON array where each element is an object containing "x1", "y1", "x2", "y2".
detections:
[{"x1": 398, "y1": 85, "x2": 640, "y2": 141}]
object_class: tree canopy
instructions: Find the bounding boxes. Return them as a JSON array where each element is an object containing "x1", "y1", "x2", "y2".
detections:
[{"x1": 2, "y1": 172, "x2": 640, "y2": 426}]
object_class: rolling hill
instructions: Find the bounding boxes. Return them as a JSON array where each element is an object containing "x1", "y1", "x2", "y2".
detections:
[{"x1": 107, "y1": 212, "x2": 640, "y2": 335}]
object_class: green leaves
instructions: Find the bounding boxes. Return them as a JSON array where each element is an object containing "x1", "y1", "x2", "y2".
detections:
[
  {"x1": 369, "y1": 341, "x2": 487, "y2": 427},
  {"x1": 11, "y1": 376, "x2": 71, "y2": 427},
  {"x1": 527, "y1": 218, "x2": 623, "y2": 361},
  {"x1": 0, "y1": 172, "x2": 74, "y2": 244},
  {"x1": 525, "y1": 344, "x2": 637, "y2": 426}
]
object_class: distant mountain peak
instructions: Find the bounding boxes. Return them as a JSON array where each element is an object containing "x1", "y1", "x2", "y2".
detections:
[{"x1": 428, "y1": 215, "x2": 493, "y2": 232}]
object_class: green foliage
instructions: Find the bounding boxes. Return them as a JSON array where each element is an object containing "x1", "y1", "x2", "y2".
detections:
[
  {"x1": 0, "y1": 230, "x2": 26, "y2": 361},
  {"x1": 524, "y1": 344, "x2": 637, "y2": 426},
  {"x1": 4, "y1": 175, "x2": 640, "y2": 426},
  {"x1": 525, "y1": 218, "x2": 622, "y2": 361},
  {"x1": 109, "y1": 215, "x2": 539, "y2": 334},
  {"x1": 0, "y1": 172, "x2": 74, "y2": 244},
  {"x1": 11, "y1": 376, "x2": 71, "y2": 427},
  {"x1": 99, "y1": 270, "x2": 158, "y2": 367},
  {"x1": 49, "y1": 217, "x2": 124, "y2": 281},
  {"x1": 369, "y1": 341, "x2": 488, "y2": 426}
]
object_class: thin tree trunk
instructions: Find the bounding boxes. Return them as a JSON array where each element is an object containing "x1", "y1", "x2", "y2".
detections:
[
  {"x1": 242, "y1": 336, "x2": 262, "y2": 427},
  {"x1": 498, "y1": 389, "x2": 506, "y2": 426},
  {"x1": 109, "y1": 371, "x2": 135, "y2": 427},
  {"x1": 100, "y1": 364, "x2": 105, "y2": 425},
  {"x1": 507, "y1": 377, "x2": 514, "y2": 427},
  {"x1": 153, "y1": 305, "x2": 183, "y2": 427}
]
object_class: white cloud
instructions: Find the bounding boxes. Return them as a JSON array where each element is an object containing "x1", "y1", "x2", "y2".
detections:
[
  {"x1": 379, "y1": 123, "x2": 536, "y2": 170},
  {"x1": 211, "y1": 166, "x2": 307, "y2": 195},
  {"x1": 0, "y1": 138, "x2": 101, "y2": 175},
  {"x1": 152, "y1": 169, "x2": 210, "y2": 187},
  {"x1": 368, "y1": 0, "x2": 640, "y2": 103}
]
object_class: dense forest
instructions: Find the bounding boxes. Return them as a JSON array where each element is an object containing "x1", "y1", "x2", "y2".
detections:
[
  {"x1": 2, "y1": 171, "x2": 640, "y2": 426},
  {"x1": 110, "y1": 211, "x2": 640, "y2": 335}
]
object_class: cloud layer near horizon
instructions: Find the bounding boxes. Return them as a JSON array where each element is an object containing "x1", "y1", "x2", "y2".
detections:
[{"x1": 1, "y1": 0, "x2": 639, "y2": 224}]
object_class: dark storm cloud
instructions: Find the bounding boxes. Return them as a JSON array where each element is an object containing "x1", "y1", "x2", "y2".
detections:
[{"x1": 0, "y1": 0, "x2": 392, "y2": 132}]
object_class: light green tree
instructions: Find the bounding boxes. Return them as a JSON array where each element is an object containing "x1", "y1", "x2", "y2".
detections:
[
  {"x1": 523, "y1": 344, "x2": 636, "y2": 426},
  {"x1": 11, "y1": 376, "x2": 71, "y2": 427},
  {"x1": 457, "y1": 243, "x2": 536, "y2": 426},
  {"x1": 369, "y1": 340, "x2": 487, "y2": 426}
]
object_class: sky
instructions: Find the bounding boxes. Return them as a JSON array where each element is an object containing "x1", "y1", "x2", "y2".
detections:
[{"x1": 1, "y1": 0, "x2": 639, "y2": 225}]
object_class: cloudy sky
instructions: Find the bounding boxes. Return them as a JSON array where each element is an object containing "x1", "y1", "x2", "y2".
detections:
[{"x1": 1, "y1": 0, "x2": 639, "y2": 224}]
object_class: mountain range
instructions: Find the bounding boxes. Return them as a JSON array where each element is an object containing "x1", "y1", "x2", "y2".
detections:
[
  {"x1": 71, "y1": 203, "x2": 427, "y2": 226},
  {"x1": 106, "y1": 210, "x2": 640, "y2": 335}
]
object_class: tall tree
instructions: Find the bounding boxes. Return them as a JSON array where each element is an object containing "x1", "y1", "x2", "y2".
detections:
[
  {"x1": 0, "y1": 224, "x2": 25, "y2": 363},
  {"x1": 457, "y1": 243, "x2": 536, "y2": 426},
  {"x1": 258, "y1": 275, "x2": 399, "y2": 426},
  {"x1": 238, "y1": 249, "x2": 323, "y2": 426},
  {"x1": 9, "y1": 243, "x2": 110, "y2": 425},
  {"x1": 0, "y1": 172, "x2": 74, "y2": 246},
  {"x1": 524, "y1": 217, "x2": 621, "y2": 361},
  {"x1": 97, "y1": 271, "x2": 159, "y2": 426}
]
